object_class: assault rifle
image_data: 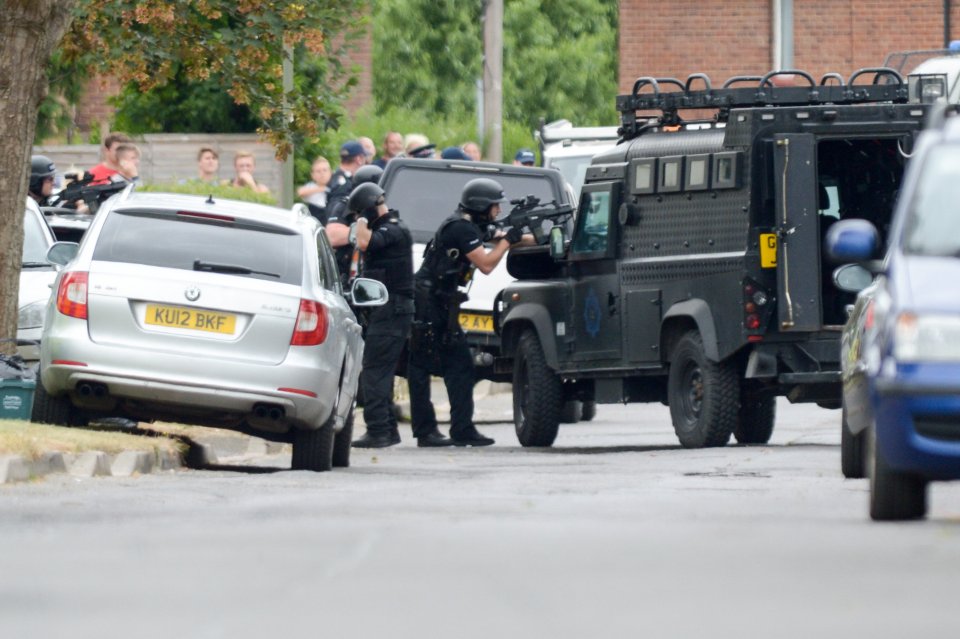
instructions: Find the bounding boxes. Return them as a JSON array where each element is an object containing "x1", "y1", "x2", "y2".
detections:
[
  {"x1": 493, "y1": 195, "x2": 574, "y2": 244},
  {"x1": 48, "y1": 171, "x2": 130, "y2": 214}
]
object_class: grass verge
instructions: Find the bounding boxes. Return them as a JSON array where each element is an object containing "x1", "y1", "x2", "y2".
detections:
[{"x1": 0, "y1": 420, "x2": 184, "y2": 461}]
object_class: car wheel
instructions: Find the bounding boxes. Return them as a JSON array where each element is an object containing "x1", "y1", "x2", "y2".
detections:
[
  {"x1": 868, "y1": 427, "x2": 927, "y2": 521},
  {"x1": 513, "y1": 329, "x2": 561, "y2": 447},
  {"x1": 734, "y1": 382, "x2": 776, "y2": 444},
  {"x1": 580, "y1": 400, "x2": 596, "y2": 422},
  {"x1": 31, "y1": 380, "x2": 84, "y2": 426},
  {"x1": 559, "y1": 400, "x2": 582, "y2": 424},
  {"x1": 840, "y1": 404, "x2": 866, "y2": 479},
  {"x1": 292, "y1": 413, "x2": 335, "y2": 472},
  {"x1": 332, "y1": 404, "x2": 355, "y2": 468},
  {"x1": 667, "y1": 331, "x2": 738, "y2": 448}
]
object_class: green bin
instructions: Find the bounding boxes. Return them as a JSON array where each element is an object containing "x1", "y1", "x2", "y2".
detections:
[{"x1": 0, "y1": 378, "x2": 36, "y2": 421}]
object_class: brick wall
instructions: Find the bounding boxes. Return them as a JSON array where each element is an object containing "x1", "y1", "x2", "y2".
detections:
[{"x1": 620, "y1": 0, "x2": 960, "y2": 92}]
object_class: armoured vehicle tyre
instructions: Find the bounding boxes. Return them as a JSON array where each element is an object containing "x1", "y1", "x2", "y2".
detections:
[
  {"x1": 667, "y1": 331, "x2": 738, "y2": 448},
  {"x1": 734, "y1": 382, "x2": 776, "y2": 444},
  {"x1": 332, "y1": 404, "x2": 355, "y2": 468},
  {"x1": 31, "y1": 380, "x2": 85, "y2": 426},
  {"x1": 869, "y1": 428, "x2": 926, "y2": 520},
  {"x1": 560, "y1": 400, "x2": 582, "y2": 424},
  {"x1": 292, "y1": 413, "x2": 335, "y2": 471},
  {"x1": 581, "y1": 400, "x2": 596, "y2": 422},
  {"x1": 513, "y1": 329, "x2": 561, "y2": 447},
  {"x1": 840, "y1": 405, "x2": 866, "y2": 479}
]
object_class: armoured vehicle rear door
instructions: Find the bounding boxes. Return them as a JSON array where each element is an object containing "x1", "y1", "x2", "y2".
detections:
[
  {"x1": 773, "y1": 133, "x2": 822, "y2": 331},
  {"x1": 567, "y1": 181, "x2": 622, "y2": 364}
]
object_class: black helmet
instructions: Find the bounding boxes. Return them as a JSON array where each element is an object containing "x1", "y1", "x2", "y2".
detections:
[
  {"x1": 30, "y1": 155, "x2": 56, "y2": 194},
  {"x1": 459, "y1": 178, "x2": 504, "y2": 214},
  {"x1": 353, "y1": 164, "x2": 383, "y2": 186},
  {"x1": 348, "y1": 182, "x2": 385, "y2": 214}
]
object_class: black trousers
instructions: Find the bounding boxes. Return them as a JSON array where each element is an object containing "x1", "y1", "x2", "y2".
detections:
[
  {"x1": 360, "y1": 302, "x2": 412, "y2": 436},
  {"x1": 408, "y1": 331, "x2": 476, "y2": 439}
]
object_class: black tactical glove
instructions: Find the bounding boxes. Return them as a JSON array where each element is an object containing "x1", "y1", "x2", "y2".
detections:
[{"x1": 506, "y1": 226, "x2": 523, "y2": 244}]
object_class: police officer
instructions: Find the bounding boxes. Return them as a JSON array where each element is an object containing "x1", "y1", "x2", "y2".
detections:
[
  {"x1": 350, "y1": 182, "x2": 416, "y2": 448},
  {"x1": 29, "y1": 155, "x2": 57, "y2": 206},
  {"x1": 408, "y1": 178, "x2": 523, "y2": 447},
  {"x1": 326, "y1": 163, "x2": 384, "y2": 289}
]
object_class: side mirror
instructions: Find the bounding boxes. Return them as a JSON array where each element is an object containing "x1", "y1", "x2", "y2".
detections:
[
  {"x1": 348, "y1": 277, "x2": 389, "y2": 307},
  {"x1": 549, "y1": 226, "x2": 566, "y2": 259},
  {"x1": 46, "y1": 241, "x2": 79, "y2": 266},
  {"x1": 832, "y1": 263, "x2": 874, "y2": 294},
  {"x1": 824, "y1": 219, "x2": 879, "y2": 263}
]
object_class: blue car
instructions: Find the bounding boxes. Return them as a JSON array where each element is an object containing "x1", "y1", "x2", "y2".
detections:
[{"x1": 828, "y1": 109, "x2": 960, "y2": 520}]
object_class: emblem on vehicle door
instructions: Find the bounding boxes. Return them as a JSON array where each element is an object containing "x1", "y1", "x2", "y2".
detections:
[{"x1": 184, "y1": 286, "x2": 201, "y2": 302}]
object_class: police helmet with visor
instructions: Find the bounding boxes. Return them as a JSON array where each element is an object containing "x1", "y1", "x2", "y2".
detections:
[
  {"x1": 30, "y1": 155, "x2": 56, "y2": 195},
  {"x1": 459, "y1": 178, "x2": 504, "y2": 222},
  {"x1": 353, "y1": 164, "x2": 384, "y2": 186},
  {"x1": 349, "y1": 182, "x2": 385, "y2": 221}
]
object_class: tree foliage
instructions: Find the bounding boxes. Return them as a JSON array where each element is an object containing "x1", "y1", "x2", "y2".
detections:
[
  {"x1": 58, "y1": 0, "x2": 367, "y2": 157},
  {"x1": 373, "y1": 0, "x2": 619, "y2": 128}
]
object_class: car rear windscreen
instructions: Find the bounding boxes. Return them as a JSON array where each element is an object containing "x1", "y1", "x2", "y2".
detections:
[
  {"x1": 92, "y1": 210, "x2": 303, "y2": 285},
  {"x1": 384, "y1": 166, "x2": 565, "y2": 242}
]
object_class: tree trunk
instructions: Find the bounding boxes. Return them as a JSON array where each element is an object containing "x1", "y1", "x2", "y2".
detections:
[{"x1": 0, "y1": 1, "x2": 76, "y2": 356}]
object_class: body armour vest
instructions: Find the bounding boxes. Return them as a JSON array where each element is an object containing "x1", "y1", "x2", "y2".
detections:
[
  {"x1": 362, "y1": 210, "x2": 414, "y2": 298},
  {"x1": 416, "y1": 213, "x2": 478, "y2": 297}
]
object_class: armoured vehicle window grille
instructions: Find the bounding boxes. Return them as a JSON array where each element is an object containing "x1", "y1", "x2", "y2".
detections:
[
  {"x1": 686, "y1": 155, "x2": 710, "y2": 191},
  {"x1": 620, "y1": 256, "x2": 745, "y2": 286},
  {"x1": 712, "y1": 152, "x2": 741, "y2": 189},
  {"x1": 658, "y1": 157, "x2": 683, "y2": 192},
  {"x1": 630, "y1": 158, "x2": 656, "y2": 194}
]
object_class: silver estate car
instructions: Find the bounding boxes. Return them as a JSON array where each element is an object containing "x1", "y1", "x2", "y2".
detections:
[{"x1": 33, "y1": 188, "x2": 386, "y2": 472}]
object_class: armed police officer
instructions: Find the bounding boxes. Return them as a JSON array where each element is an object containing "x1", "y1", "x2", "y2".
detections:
[
  {"x1": 408, "y1": 178, "x2": 523, "y2": 447},
  {"x1": 325, "y1": 163, "x2": 385, "y2": 289},
  {"x1": 28, "y1": 155, "x2": 57, "y2": 206},
  {"x1": 349, "y1": 182, "x2": 416, "y2": 448}
]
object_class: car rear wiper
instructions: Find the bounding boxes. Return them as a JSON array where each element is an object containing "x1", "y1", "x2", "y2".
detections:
[
  {"x1": 21, "y1": 261, "x2": 52, "y2": 268},
  {"x1": 193, "y1": 260, "x2": 279, "y2": 278}
]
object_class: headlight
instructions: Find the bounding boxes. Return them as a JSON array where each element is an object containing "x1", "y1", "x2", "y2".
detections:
[
  {"x1": 17, "y1": 300, "x2": 47, "y2": 330},
  {"x1": 893, "y1": 312, "x2": 960, "y2": 361}
]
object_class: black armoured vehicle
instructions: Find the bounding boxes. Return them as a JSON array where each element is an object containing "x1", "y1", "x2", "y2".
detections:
[{"x1": 496, "y1": 69, "x2": 929, "y2": 448}]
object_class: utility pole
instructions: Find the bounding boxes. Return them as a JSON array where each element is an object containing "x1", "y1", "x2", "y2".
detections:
[{"x1": 482, "y1": 0, "x2": 503, "y2": 162}]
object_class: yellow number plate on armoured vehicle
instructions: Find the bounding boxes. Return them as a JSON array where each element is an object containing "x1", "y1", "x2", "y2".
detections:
[{"x1": 760, "y1": 233, "x2": 777, "y2": 268}]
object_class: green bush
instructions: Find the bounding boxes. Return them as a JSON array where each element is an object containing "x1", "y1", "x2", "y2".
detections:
[{"x1": 138, "y1": 181, "x2": 278, "y2": 205}]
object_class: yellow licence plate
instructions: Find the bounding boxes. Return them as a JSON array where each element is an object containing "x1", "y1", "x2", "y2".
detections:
[
  {"x1": 145, "y1": 304, "x2": 237, "y2": 335},
  {"x1": 459, "y1": 312, "x2": 494, "y2": 333}
]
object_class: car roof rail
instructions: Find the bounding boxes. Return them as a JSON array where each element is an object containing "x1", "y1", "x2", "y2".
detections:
[{"x1": 617, "y1": 68, "x2": 910, "y2": 139}]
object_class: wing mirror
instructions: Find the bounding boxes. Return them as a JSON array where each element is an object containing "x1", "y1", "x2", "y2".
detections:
[
  {"x1": 348, "y1": 277, "x2": 389, "y2": 307},
  {"x1": 549, "y1": 226, "x2": 566, "y2": 259},
  {"x1": 832, "y1": 264, "x2": 874, "y2": 294},
  {"x1": 46, "y1": 241, "x2": 79, "y2": 267}
]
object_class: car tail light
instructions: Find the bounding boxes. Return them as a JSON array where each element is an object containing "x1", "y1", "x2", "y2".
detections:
[
  {"x1": 56, "y1": 271, "x2": 88, "y2": 320},
  {"x1": 291, "y1": 299, "x2": 328, "y2": 346}
]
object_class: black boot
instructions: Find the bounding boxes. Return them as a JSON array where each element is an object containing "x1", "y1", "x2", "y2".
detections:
[
  {"x1": 352, "y1": 431, "x2": 400, "y2": 448},
  {"x1": 417, "y1": 431, "x2": 453, "y2": 448},
  {"x1": 451, "y1": 428, "x2": 494, "y2": 447}
]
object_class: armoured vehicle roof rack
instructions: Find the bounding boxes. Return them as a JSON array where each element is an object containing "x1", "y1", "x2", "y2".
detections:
[{"x1": 617, "y1": 68, "x2": 910, "y2": 139}]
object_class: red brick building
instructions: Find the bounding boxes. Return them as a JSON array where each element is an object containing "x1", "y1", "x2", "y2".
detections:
[{"x1": 619, "y1": 0, "x2": 960, "y2": 93}]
